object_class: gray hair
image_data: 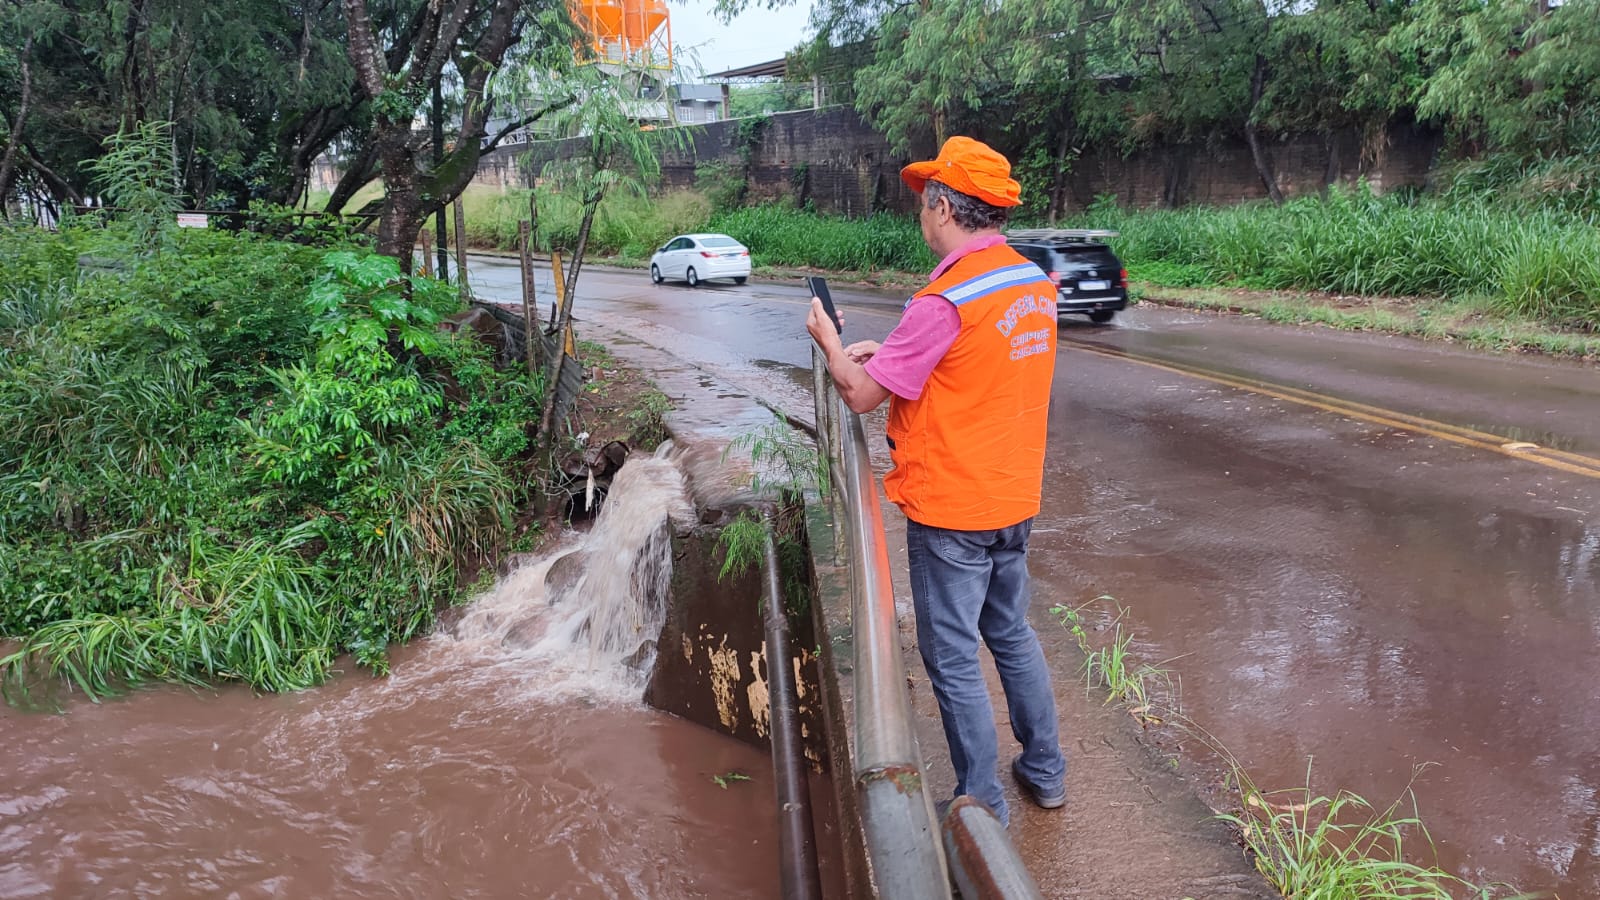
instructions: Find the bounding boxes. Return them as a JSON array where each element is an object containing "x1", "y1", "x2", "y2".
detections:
[{"x1": 923, "y1": 180, "x2": 1010, "y2": 231}]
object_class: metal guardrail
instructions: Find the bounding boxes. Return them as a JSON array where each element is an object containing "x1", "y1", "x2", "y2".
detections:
[
  {"x1": 813, "y1": 346, "x2": 1047, "y2": 900},
  {"x1": 836, "y1": 393, "x2": 952, "y2": 898}
]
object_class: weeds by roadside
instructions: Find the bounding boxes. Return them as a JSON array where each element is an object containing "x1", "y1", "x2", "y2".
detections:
[
  {"x1": 1047, "y1": 596, "x2": 1530, "y2": 899},
  {"x1": 1051, "y1": 597, "x2": 1178, "y2": 725}
]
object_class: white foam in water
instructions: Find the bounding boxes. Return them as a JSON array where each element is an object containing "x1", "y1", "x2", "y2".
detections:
[{"x1": 438, "y1": 444, "x2": 696, "y2": 703}]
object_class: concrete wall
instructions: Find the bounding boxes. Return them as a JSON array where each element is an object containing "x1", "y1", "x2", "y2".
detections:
[
  {"x1": 484, "y1": 107, "x2": 920, "y2": 216},
  {"x1": 1063, "y1": 124, "x2": 1442, "y2": 210},
  {"x1": 353, "y1": 110, "x2": 1442, "y2": 217}
]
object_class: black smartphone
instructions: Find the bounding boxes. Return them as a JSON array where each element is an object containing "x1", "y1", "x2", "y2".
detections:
[{"x1": 807, "y1": 275, "x2": 842, "y2": 334}]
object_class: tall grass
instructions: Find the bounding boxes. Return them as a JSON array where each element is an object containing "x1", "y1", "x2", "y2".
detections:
[
  {"x1": 1074, "y1": 187, "x2": 1600, "y2": 328},
  {"x1": 1049, "y1": 597, "x2": 1527, "y2": 898},
  {"x1": 421, "y1": 185, "x2": 713, "y2": 259},
  {"x1": 709, "y1": 205, "x2": 938, "y2": 273},
  {"x1": 1215, "y1": 759, "x2": 1533, "y2": 900}
]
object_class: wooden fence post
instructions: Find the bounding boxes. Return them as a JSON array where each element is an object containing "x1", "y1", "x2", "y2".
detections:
[
  {"x1": 518, "y1": 220, "x2": 537, "y2": 379},
  {"x1": 453, "y1": 196, "x2": 469, "y2": 304}
]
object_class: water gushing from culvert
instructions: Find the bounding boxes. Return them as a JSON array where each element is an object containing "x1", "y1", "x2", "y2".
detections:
[
  {"x1": 1, "y1": 443, "x2": 789, "y2": 899},
  {"x1": 446, "y1": 443, "x2": 695, "y2": 698}
]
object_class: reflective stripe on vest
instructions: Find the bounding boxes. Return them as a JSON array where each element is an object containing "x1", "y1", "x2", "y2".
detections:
[{"x1": 884, "y1": 243, "x2": 1057, "y2": 530}]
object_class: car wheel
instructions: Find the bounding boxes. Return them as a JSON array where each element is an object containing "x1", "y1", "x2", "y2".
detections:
[
  {"x1": 686, "y1": 267, "x2": 699, "y2": 287},
  {"x1": 733, "y1": 276, "x2": 748, "y2": 285},
  {"x1": 1089, "y1": 310, "x2": 1116, "y2": 324},
  {"x1": 650, "y1": 264, "x2": 663, "y2": 284}
]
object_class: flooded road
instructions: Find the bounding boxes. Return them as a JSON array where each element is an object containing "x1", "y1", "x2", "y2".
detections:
[
  {"x1": 478, "y1": 258, "x2": 1598, "y2": 897},
  {"x1": 2, "y1": 455, "x2": 784, "y2": 898}
]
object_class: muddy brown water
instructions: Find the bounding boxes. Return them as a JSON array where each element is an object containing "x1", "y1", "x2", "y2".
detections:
[{"x1": 2, "y1": 454, "x2": 787, "y2": 899}]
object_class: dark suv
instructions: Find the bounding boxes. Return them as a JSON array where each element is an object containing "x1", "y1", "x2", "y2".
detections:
[{"x1": 1006, "y1": 229, "x2": 1128, "y2": 324}]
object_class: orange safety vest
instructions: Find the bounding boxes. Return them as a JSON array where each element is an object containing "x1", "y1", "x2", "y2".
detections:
[{"x1": 884, "y1": 243, "x2": 1057, "y2": 530}]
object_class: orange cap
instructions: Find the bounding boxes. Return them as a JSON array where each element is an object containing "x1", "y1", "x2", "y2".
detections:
[{"x1": 900, "y1": 136, "x2": 1022, "y2": 208}]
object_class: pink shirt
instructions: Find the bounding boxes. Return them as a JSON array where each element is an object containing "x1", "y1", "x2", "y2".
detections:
[{"x1": 864, "y1": 234, "x2": 1008, "y2": 400}]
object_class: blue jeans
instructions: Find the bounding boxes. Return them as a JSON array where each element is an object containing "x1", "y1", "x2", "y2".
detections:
[{"x1": 906, "y1": 517, "x2": 1065, "y2": 826}]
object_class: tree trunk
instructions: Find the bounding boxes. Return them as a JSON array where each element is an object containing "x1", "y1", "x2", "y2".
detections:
[
  {"x1": 1047, "y1": 118, "x2": 1074, "y2": 225},
  {"x1": 0, "y1": 37, "x2": 33, "y2": 214},
  {"x1": 1244, "y1": 53, "x2": 1284, "y2": 205},
  {"x1": 374, "y1": 132, "x2": 422, "y2": 271},
  {"x1": 1322, "y1": 130, "x2": 1341, "y2": 197}
]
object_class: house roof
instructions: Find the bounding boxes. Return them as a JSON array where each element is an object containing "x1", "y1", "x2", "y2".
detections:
[{"x1": 705, "y1": 58, "x2": 787, "y2": 80}]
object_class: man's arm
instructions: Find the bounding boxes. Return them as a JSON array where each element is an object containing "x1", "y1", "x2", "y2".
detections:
[{"x1": 807, "y1": 299, "x2": 892, "y2": 413}]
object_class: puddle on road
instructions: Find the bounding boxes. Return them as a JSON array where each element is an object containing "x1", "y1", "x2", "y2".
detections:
[{"x1": 1034, "y1": 392, "x2": 1600, "y2": 897}]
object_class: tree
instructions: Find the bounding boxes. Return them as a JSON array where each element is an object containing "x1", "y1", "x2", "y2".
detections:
[
  {"x1": 336, "y1": 0, "x2": 578, "y2": 266},
  {"x1": 0, "y1": 0, "x2": 359, "y2": 212},
  {"x1": 1387, "y1": 0, "x2": 1599, "y2": 156}
]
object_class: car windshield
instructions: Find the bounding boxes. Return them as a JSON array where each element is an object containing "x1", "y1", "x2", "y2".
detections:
[{"x1": 701, "y1": 237, "x2": 740, "y2": 248}]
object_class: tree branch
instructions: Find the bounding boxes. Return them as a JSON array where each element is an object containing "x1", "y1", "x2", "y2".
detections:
[
  {"x1": 342, "y1": 0, "x2": 387, "y2": 100},
  {"x1": 0, "y1": 35, "x2": 33, "y2": 209},
  {"x1": 481, "y1": 97, "x2": 576, "y2": 153}
]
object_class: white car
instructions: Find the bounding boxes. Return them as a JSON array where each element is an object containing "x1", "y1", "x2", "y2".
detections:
[{"x1": 650, "y1": 233, "x2": 751, "y2": 287}]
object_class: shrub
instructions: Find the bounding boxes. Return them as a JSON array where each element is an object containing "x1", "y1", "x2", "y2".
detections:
[{"x1": 1, "y1": 228, "x2": 543, "y2": 701}]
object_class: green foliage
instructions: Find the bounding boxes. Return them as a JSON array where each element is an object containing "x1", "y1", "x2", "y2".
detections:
[
  {"x1": 626, "y1": 389, "x2": 673, "y2": 449},
  {"x1": 0, "y1": 227, "x2": 540, "y2": 702},
  {"x1": 439, "y1": 186, "x2": 712, "y2": 259},
  {"x1": 1050, "y1": 597, "x2": 1174, "y2": 723},
  {"x1": 727, "y1": 422, "x2": 830, "y2": 501},
  {"x1": 84, "y1": 122, "x2": 183, "y2": 250},
  {"x1": 709, "y1": 205, "x2": 937, "y2": 274},
  {"x1": 726, "y1": 83, "x2": 811, "y2": 118},
  {"x1": 248, "y1": 253, "x2": 451, "y2": 488},
  {"x1": 717, "y1": 509, "x2": 768, "y2": 581}
]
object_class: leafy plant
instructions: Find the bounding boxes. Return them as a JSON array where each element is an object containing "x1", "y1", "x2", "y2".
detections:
[
  {"x1": 726, "y1": 421, "x2": 830, "y2": 501},
  {"x1": 83, "y1": 121, "x2": 184, "y2": 252},
  {"x1": 0, "y1": 226, "x2": 538, "y2": 702},
  {"x1": 626, "y1": 389, "x2": 672, "y2": 449},
  {"x1": 717, "y1": 509, "x2": 768, "y2": 581},
  {"x1": 248, "y1": 252, "x2": 454, "y2": 488}
]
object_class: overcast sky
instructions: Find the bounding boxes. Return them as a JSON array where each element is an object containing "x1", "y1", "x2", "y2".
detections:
[{"x1": 667, "y1": 0, "x2": 816, "y2": 76}]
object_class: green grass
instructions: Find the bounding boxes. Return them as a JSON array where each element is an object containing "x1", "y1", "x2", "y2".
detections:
[
  {"x1": 1073, "y1": 186, "x2": 1600, "y2": 330},
  {"x1": 1051, "y1": 597, "x2": 1175, "y2": 723},
  {"x1": 1215, "y1": 760, "x2": 1533, "y2": 900},
  {"x1": 708, "y1": 204, "x2": 937, "y2": 274},
  {"x1": 1144, "y1": 284, "x2": 1600, "y2": 359},
  {"x1": 1046, "y1": 594, "x2": 1528, "y2": 898}
]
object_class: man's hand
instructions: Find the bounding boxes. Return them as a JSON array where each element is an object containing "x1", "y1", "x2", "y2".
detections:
[
  {"x1": 806, "y1": 298, "x2": 844, "y2": 347},
  {"x1": 844, "y1": 340, "x2": 880, "y2": 364},
  {"x1": 806, "y1": 299, "x2": 891, "y2": 414}
]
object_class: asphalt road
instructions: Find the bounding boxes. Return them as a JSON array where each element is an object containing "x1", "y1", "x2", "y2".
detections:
[{"x1": 467, "y1": 255, "x2": 1600, "y2": 897}]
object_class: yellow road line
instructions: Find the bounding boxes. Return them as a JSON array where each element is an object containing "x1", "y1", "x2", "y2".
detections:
[{"x1": 1065, "y1": 342, "x2": 1600, "y2": 481}]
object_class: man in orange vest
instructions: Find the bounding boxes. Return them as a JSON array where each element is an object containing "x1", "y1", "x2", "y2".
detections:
[{"x1": 807, "y1": 136, "x2": 1066, "y2": 827}]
